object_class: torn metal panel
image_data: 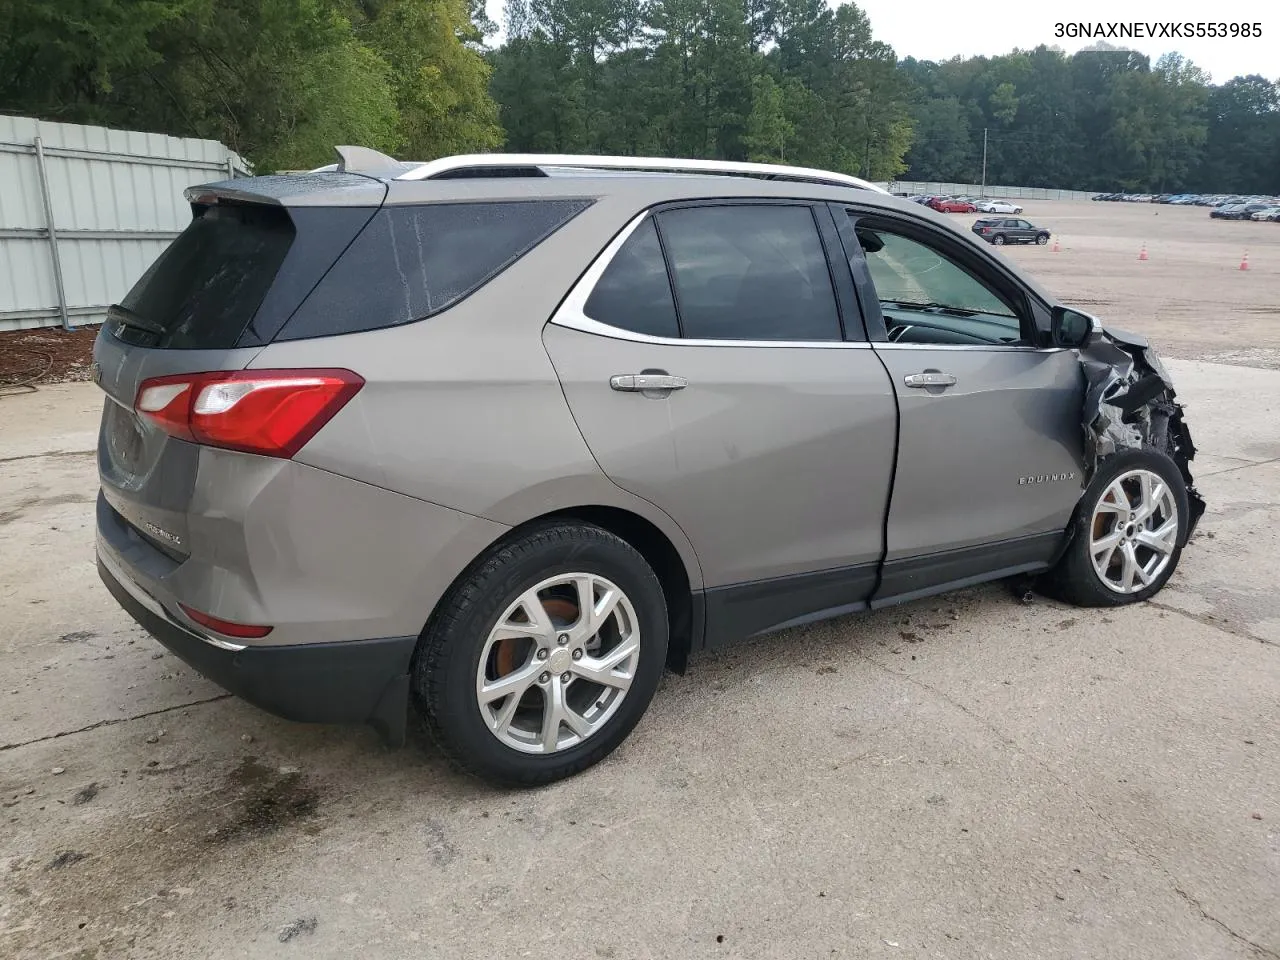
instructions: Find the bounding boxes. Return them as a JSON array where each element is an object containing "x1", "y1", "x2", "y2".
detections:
[{"x1": 1078, "y1": 324, "x2": 1206, "y2": 539}]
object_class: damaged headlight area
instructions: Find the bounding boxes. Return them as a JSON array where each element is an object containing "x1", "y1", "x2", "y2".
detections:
[{"x1": 1079, "y1": 326, "x2": 1206, "y2": 539}]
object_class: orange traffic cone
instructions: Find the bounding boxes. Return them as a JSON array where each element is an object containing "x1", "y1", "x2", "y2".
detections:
[
  {"x1": 1240, "y1": 250, "x2": 1250, "y2": 271},
  {"x1": 1052, "y1": 237, "x2": 1060, "y2": 252},
  {"x1": 1138, "y1": 243, "x2": 1148, "y2": 261}
]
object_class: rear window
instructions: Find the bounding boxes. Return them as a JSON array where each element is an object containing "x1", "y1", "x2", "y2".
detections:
[
  {"x1": 110, "y1": 203, "x2": 295, "y2": 349},
  {"x1": 656, "y1": 204, "x2": 842, "y2": 342},
  {"x1": 275, "y1": 199, "x2": 593, "y2": 341},
  {"x1": 583, "y1": 218, "x2": 680, "y2": 338}
]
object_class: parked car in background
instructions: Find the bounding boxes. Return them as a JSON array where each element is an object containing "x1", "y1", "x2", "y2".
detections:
[
  {"x1": 1251, "y1": 206, "x2": 1280, "y2": 221},
  {"x1": 1214, "y1": 203, "x2": 1270, "y2": 220},
  {"x1": 930, "y1": 197, "x2": 978, "y2": 213},
  {"x1": 971, "y1": 217, "x2": 1051, "y2": 245},
  {"x1": 976, "y1": 200, "x2": 1024, "y2": 214}
]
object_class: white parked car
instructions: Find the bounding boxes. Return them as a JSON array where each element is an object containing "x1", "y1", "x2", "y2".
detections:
[
  {"x1": 972, "y1": 199, "x2": 1024, "y2": 215},
  {"x1": 1250, "y1": 206, "x2": 1280, "y2": 222},
  {"x1": 976, "y1": 200, "x2": 1024, "y2": 214}
]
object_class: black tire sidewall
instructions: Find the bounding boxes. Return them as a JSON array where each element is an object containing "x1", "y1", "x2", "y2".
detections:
[
  {"x1": 1058, "y1": 448, "x2": 1191, "y2": 606},
  {"x1": 416, "y1": 525, "x2": 668, "y2": 784}
]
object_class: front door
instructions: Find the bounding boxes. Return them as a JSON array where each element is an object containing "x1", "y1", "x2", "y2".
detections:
[
  {"x1": 835, "y1": 208, "x2": 1086, "y2": 603},
  {"x1": 543, "y1": 202, "x2": 898, "y2": 644}
]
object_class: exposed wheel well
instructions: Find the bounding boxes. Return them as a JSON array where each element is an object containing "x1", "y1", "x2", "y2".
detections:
[{"x1": 508, "y1": 507, "x2": 696, "y2": 674}]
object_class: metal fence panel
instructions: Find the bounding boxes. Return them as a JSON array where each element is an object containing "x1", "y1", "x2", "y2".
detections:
[
  {"x1": 886, "y1": 181, "x2": 1099, "y2": 202},
  {"x1": 0, "y1": 114, "x2": 249, "y2": 332}
]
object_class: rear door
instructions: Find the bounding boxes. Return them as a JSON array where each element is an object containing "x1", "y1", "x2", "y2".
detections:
[
  {"x1": 543, "y1": 201, "x2": 897, "y2": 644},
  {"x1": 833, "y1": 206, "x2": 1085, "y2": 603}
]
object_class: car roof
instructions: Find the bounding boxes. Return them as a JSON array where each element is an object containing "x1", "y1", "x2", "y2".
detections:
[
  {"x1": 191, "y1": 150, "x2": 914, "y2": 213},
  {"x1": 186, "y1": 149, "x2": 1061, "y2": 309}
]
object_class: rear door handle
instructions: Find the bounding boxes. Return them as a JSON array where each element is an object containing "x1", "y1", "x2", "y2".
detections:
[
  {"x1": 610, "y1": 374, "x2": 688, "y2": 392},
  {"x1": 904, "y1": 372, "x2": 957, "y2": 388}
]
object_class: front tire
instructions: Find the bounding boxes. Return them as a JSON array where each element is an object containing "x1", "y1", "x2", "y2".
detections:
[
  {"x1": 1036, "y1": 234, "x2": 1049, "y2": 245},
  {"x1": 1042, "y1": 449, "x2": 1190, "y2": 607},
  {"x1": 412, "y1": 522, "x2": 668, "y2": 786}
]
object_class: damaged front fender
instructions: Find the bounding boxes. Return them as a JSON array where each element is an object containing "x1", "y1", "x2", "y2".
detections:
[{"x1": 1077, "y1": 322, "x2": 1206, "y2": 539}]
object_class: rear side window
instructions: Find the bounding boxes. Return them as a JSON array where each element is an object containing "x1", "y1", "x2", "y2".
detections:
[
  {"x1": 656, "y1": 205, "x2": 841, "y2": 341},
  {"x1": 583, "y1": 218, "x2": 680, "y2": 338},
  {"x1": 111, "y1": 203, "x2": 295, "y2": 349},
  {"x1": 276, "y1": 199, "x2": 592, "y2": 341}
]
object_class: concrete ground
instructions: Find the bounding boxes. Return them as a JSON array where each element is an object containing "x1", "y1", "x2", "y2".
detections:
[{"x1": 1, "y1": 200, "x2": 1278, "y2": 960}]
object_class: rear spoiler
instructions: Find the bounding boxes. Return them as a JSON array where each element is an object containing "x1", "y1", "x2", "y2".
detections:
[{"x1": 183, "y1": 171, "x2": 388, "y2": 209}]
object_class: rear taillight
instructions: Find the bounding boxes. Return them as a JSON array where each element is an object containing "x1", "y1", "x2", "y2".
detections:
[{"x1": 135, "y1": 369, "x2": 363, "y2": 458}]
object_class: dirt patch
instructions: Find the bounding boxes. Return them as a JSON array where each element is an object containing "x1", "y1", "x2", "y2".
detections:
[
  {"x1": 2, "y1": 756, "x2": 324, "y2": 959},
  {"x1": 206, "y1": 758, "x2": 320, "y2": 844},
  {"x1": 0, "y1": 326, "x2": 100, "y2": 392}
]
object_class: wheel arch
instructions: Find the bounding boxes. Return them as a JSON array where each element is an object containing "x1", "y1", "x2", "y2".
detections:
[
  {"x1": 424, "y1": 504, "x2": 702, "y2": 676},
  {"x1": 535, "y1": 506, "x2": 698, "y2": 674}
]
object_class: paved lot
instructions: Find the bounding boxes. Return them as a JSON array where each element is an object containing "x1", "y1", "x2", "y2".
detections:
[{"x1": 1, "y1": 201, "x2": 1278, "y2": 960}]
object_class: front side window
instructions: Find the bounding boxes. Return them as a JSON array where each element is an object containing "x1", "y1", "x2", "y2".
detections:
[
  {"x1": 854, "y1": 222, "x2": 1024, "y2": 345},
  {"x1": 656, "y1": 205, "x2": 842, "y2": 341}
]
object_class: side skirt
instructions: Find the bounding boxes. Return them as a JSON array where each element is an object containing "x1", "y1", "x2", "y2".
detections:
[
  {"x1": 689, "y1": 531, "x2": 1066, "y2": 650},
  {"x1": 871, "y1": 531, "x2": 1064, "y2": 609},
  {"x1": 698, "y1": 562, "x2": 879, "y2": 651}
]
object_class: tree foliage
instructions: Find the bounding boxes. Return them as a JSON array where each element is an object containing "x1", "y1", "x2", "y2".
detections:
[
  {"x1": 2, "y1": 0, "x2": 1277, "y2": 192},
  {"x1": 0, "y1": 0, "x2": 502, "y2": 170},
  {"x1": 488, "y1": 0, "x2": 914, "y2": 179},
  {"x1": 900, "y1": 46, "x2": 1278, "y2": 193}
]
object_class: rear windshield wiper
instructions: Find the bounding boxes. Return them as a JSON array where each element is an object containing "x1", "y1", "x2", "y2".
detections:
[
  {"x1": 107, "y1": 304, "x2": 166, "y2": 336},
  {"x1": 882, "y1": 300, "x2": 980, "y2": 317}
]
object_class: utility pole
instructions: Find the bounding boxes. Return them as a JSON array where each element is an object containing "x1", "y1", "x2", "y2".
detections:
[{"x1": 981, "y1": 127, "x2": 988, "y2": 198}]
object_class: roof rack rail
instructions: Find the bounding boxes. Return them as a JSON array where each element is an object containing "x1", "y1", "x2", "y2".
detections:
[{"x1": 394, "y1": 153, "x2": 888, "y2": 193}]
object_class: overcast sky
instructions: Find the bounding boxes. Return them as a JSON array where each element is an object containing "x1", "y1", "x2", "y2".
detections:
[{"x1": 483, "y1": 0, "x2": 1278, "y2": 85}]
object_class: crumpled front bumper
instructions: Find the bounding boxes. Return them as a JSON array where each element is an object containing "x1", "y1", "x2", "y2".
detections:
[{"x1": 1078, "y1": 324, "x2": 1206, "y2": 540}]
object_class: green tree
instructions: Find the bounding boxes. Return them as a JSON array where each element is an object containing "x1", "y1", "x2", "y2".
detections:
[
  {"x1": 1198, "y1": 75, "x2": 1279, "y2": 193},
  {"x1": 743, "y1": 72, "x2": 792, "y2": 161},
  {"x1": 361, "y1": 0, "x2": 503, "y2": 159},
  {"x1": 903, "y1": 97, "x2": 972, "y2": 180}
]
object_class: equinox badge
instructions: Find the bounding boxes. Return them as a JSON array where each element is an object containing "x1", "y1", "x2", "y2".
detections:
[{"x1": 1019, "y1": 472, "x2": 1077, "y2": 486}]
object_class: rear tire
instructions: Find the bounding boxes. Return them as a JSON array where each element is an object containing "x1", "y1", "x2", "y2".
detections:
[
  {"x1": 412, "y1": 522, "x2": 668, "y2": 786},
  {"x1": 1042, "y1": 449, "x2": 1189, "y2": 607},
  {"x1": 993, "y1": 234, "x2": 1006, "y2": 245}
]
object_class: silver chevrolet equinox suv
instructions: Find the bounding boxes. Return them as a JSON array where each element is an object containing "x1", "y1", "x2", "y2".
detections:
[{"x1": 94, "y1": 150, "x2": 1204, "y2": 785}]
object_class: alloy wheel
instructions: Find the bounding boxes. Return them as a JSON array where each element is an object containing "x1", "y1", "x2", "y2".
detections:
[
  {"x1": 475, "y1": 573, "x2": 640, "y2": 754},
  {"x1": 1089, "y1": 468, "x2": 1179, "y2": 594}
]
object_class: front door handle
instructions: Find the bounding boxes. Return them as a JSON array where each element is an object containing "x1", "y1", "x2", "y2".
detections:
[
  {"x1": 610, "y1": 374, "x2": 688, "y2": 392},
  {"x1": 904, "y1": 372, "x2": 957, "y2": 388}
]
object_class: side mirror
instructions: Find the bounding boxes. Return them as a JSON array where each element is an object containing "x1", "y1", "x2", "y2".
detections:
[{"x1": 1050, "y1": 306, "x2": 1095, "y2": 348}]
